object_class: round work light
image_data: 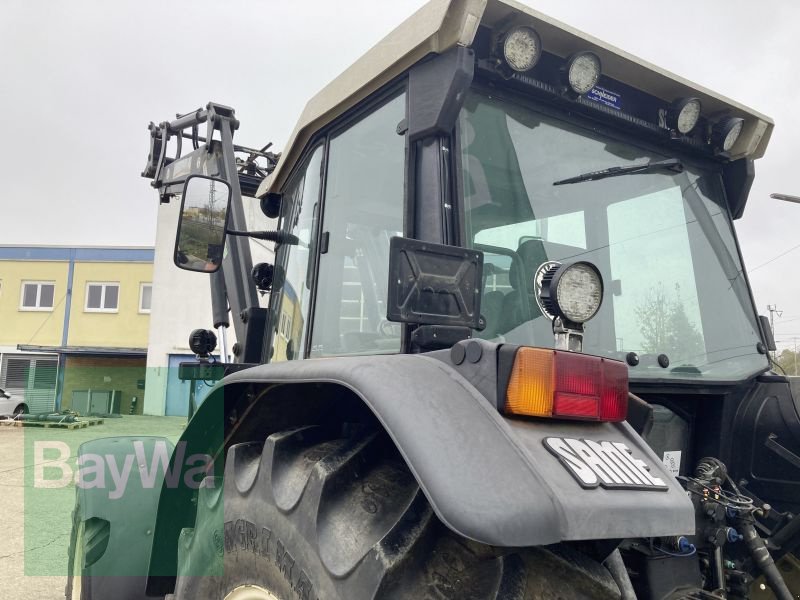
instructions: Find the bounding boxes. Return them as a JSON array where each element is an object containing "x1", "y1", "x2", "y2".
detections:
[
  {"x1": 189, "y1": 328, "x2": 217, "y2": 357},
  {"x1": 539, "y1": 261, "x2": 604, "y2": 324},
  {"x1": 712, "y1": 117, "x2": 744, "y2": 152},
  {"x1": 668, "y1": 97, "x2": 702, "y2": 134},
  {"x1": 501, "y1": 26, "x2": 542, "y2": 72},
  {"x1": 565, "y1": 51, "x2": 601, "y2": 95}
]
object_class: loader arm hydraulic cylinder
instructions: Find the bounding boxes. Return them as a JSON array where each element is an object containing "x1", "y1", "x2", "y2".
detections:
[{"x1": 215, "y1": 112, "x2": 262, "y2": 359}]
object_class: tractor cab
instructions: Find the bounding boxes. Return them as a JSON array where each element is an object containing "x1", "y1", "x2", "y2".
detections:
[{"x1": 129, "y1": 1, "x2": 800, "y2": 599}]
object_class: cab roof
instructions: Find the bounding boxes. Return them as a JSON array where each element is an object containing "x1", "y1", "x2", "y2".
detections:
[{"x1": 259, "y1": 0, "x2": 773, "y2": 197}]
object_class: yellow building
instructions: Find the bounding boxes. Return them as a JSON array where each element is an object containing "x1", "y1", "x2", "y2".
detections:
[{"x1": 0, "y1": 246, "x2": 154, "y2": 414}]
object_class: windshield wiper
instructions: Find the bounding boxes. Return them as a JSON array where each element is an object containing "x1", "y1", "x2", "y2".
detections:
[{"x1": 553, "y1": 158, "x2": 684, "y2": 186}]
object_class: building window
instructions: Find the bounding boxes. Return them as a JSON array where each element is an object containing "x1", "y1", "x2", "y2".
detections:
[
  {"x1": 20, "y1": 281, "x2": 55, "y2": 311},
  {"x1": 85, "y1": 282, "x2": 120, "y2": 312},
  {"x1": 139, "y1": 283, "x2": 153, "y2": 313}
]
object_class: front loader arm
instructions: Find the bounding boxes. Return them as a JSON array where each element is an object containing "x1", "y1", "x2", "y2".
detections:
[{"x1": 142, "y1": 103, "x2": 274, "y2": 362}]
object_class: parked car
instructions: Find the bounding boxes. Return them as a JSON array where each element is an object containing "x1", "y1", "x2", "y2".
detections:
[{"x1": 0, "y1": 388, "x2": 27, "y2": 417}]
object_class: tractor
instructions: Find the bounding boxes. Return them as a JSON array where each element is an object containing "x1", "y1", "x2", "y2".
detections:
[{"x1": 67, "y1": 1, "x2": 799, "y2": 598}]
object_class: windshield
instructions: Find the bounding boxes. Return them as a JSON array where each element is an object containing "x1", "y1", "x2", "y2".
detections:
[{"x1": 458, "y1": 89, "x2": 767, "y2": 381}]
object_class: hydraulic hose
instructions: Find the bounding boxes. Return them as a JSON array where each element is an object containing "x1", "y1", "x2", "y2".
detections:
[
  {"x1": 770, "y1": 513, "x2": 800, "y2": 556},
  {"x1": 604, "y1": 549, "x2": 636, "y2": 600},
  {"x1": 739, "y1": 521, "x2": 793, "y2": 600}
]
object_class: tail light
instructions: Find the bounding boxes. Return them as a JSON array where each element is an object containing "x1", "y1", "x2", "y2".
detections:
[{"x1": 503, "y1": 347, "x2": 628, "y2": 422}]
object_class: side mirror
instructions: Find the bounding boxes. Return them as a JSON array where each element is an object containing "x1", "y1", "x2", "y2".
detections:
[
  {"x1": 174, "y1": 175, "x2": 232, "y2": 273},
  {"x1": 759, "y1": 315, "x2": 777, "y2": 352}
]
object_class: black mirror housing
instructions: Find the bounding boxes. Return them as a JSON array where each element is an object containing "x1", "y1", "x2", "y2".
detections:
[{"x1": 386, "y1": 236, "x2": 483, "y2": 329}]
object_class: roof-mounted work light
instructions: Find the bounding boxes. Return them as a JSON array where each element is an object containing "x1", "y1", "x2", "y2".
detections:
[
  {"x1": 668, "y1": 97, "x2": 702, "y2": 134},
  {"x1": 712, "y1": 117, "x2": 744, "y2": 152},
  {"x1": 499, "y1": 26, "x2": 542, "y2": 72},
  {"x1": 564, "y1": 51, "x2": 601, "y2": 96}
]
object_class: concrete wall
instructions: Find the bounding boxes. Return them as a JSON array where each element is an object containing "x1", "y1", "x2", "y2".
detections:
[
  {"x1": 0, "y1": 260, "x2": 68, "y2": 347},
  {"x1": 61, "y1": 355, "x2": 146, "y2": 414},
  {"x1": 68, "y1": 261, "x2": 152, "y2": 347}
]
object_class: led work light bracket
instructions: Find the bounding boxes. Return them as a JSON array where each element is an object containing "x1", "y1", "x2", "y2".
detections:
[{"x1": 553, "y1": 317, "x2": 584, "y2": 352}]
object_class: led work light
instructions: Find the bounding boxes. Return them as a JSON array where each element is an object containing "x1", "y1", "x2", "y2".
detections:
[
  {"x1": 712, "y1": 117, "x2": 744, "y2": 152},
  {"x1": 565, "y1": 52, "x2": 601, "y2": 95},
  {"x1": 669, "y1": 97, "x2": 702, "y2": 134},
  {"x1": 501, "y1": 26, "x2": 542, "y2": 72}
]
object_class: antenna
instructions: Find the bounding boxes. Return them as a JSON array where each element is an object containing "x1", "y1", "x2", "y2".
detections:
[{"x1": 767, "y1": 304, "x2": 782, "y2": 359}]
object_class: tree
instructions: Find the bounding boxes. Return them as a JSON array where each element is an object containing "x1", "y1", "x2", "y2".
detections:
[
  {"x1": 776, "y1": 348, "x2": 800, "y2": 376},
  {"x1": 634, "y1": 283, "x2": 705, "y2": 364}
]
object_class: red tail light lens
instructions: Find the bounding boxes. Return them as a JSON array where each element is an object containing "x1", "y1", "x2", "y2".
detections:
[{"x1": 504, "y1": 347, "x2": 628, "y2": 422}]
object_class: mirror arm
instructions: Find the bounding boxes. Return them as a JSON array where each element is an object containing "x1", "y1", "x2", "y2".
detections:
[{"x1": 226, "y1": 230, "x2": 299, "y2": 245}]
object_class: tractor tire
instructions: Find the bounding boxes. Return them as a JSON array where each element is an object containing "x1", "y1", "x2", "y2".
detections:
[{"x1": 170, "y1": 424, "x2": 621, "y2": 600}]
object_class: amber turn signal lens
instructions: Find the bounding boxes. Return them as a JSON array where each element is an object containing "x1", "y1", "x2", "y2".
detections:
[{"x1": 505, "y1": 347, "x2": 556, "y2": 417}]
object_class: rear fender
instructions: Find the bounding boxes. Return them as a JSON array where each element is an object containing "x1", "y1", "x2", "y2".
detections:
[{"x1": 146, "y1": 344, "x2": 694, "y2": 593}]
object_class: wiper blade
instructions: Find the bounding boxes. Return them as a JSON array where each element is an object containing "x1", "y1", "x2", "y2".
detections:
[{"x1": 553, "y1": 158, "x2": 684, "y2": 186}]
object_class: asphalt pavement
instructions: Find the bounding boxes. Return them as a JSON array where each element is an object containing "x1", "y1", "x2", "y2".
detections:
[{"x1": 0, "y1": 415, "x2": 185, "y2": 600}]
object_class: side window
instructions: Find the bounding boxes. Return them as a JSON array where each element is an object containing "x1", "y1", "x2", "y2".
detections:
[
  {"x1": 311, "y1": 93, "x2": 406, "y2": 356},
  {"x1": 271, "y1": 146, "x2": 323, "y2": 361}
]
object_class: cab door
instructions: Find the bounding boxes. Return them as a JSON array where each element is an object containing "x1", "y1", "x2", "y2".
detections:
[
  {"x1": 269, "y1": 146, "x2": 324, "y2": 362},
  {"x1": 309, "y1": 91, "x2": 407, "y2": 358}
]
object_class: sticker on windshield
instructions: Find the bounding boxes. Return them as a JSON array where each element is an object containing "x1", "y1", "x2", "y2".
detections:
[
  {"x1": 587, "y1": 86, "x2": 622, "y2": 111},
  {"x1": 662, "y1": 450, "x2": 681, "y2": 477},
  {"x1": 544, "y1": 437, "x2": 668, "y2": 491}
]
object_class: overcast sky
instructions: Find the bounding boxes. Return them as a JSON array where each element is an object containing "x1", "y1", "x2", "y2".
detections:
[{"x1": 2, "y1": 0, "x2": 799, "y2": 347}]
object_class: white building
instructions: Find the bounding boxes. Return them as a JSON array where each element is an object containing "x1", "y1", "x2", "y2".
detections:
[{"x1": 143, "y1": 195, "x2": 274, "y2": 416}]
